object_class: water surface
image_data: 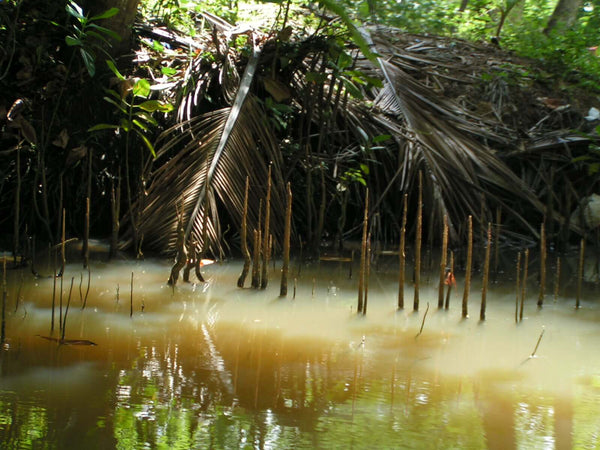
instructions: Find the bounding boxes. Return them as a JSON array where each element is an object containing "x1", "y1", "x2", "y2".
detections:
[{"x1": 1, "y1": 255, "x2": 599, "y2": 449}]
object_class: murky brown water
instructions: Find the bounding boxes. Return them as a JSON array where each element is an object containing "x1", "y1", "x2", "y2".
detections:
[{"x1": 1, "y1": 251, "x2": 599, "y2": 449}]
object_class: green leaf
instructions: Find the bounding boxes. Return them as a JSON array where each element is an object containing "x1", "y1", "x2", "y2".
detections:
[
  {"x1": 88, "y1": 123, "x2": 119, "y2": 132},
  {"x1": 88, "y1": 23, "x2": 121, "y2": 41},
  {"x1": 80, "y1": 48, "x2": 95, "y2": 77},
  {"x1": 86, "y1": 30, "x2": 111, "y2": 44},
  {"x1": 372, "y1": 134, "x2": 391, "y2": 143},
  {"x1": 340, "y1": 76, "x2": 363, "y2": 99},
  {"x1": 161, "y1": 67, "x2": 177, "y2": 77},
  {"x1": 135, "y1": 129, "x2": 156, "y2": 158},
  {"x1": 120, "y1": 118, "x2": 132, "y2": 132},
  {"x1": 318, "y1": 0, "x2": 376, "y2": 62},
  {"x1": 90, "y1": 7, "x2": 119, "y2": 21},
  {"x1": 134, "y1": 111, "x2": 158, "y2": 126},
  {"x1": 132, "y1": 119, "x2": 148, "y2": 131},
  {"x1": 106, "y1": 59, "x2": 125, "y2": 80},
  {"x1": 360, "y1": 163, "x2": 370, "y2": 175},
  {"x1": 66, "y1": 1, "x2": 84, "y2": 21},
  {"x1": 65, "y1": 35, "x2": 81, "y2": 46},
  {"x1": 103, "y1": 96, "x2": 127, "y2": 114},
  {"x1": 337, "y1": 51, "x2": 353, "y2": 70},
  {"x1": 152, "y1": 40, "x2": 165, "y2": 52},
  {"x1": 362, "y1": 75, "x2": 383, "y2": 88},
  {"x1": 133, "y1": 79, "x2": 151, "y2": 98},
  {"x1": 138, "y1": 100, "x2": 173, "y2": 113}
]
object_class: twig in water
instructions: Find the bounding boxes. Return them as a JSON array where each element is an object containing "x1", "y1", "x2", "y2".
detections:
[
  {"x1": 530, "y1": 327, "x2": 545, "y2": 358},
  {"x1": 14, "y1": 270, "x2": 23, "y2": 313},
  {"x1": 130, "y1": 272, "x2": 134, "y2": 318},
  {"x1": 79, "y1": 272, "x2": 83, "y2": 303},
  {"x1": 416, "y1": 302, "x2": 430, "y2": 338},
  {"x1": 61, "y1": 277, "x2": 74, "y2": 342},
  {"x1": 82, "y1": 265, "x2": 91, "y2": 310}
]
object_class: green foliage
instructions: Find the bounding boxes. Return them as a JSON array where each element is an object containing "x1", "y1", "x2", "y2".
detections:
[
  {"x1": 63, "y1": 0, "x2": 121, "y2": 77},
  {"x1": 88, "y1": 60, "x2": 174, "y2": 157}
]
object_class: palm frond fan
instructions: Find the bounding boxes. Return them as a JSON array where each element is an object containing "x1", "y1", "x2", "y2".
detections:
[
  {"x1": 139, "y1": 41, "x2": 284, "y2": 256},
  {"x1": 348, "y1": 27, "x2": 549, "y2": 240}
]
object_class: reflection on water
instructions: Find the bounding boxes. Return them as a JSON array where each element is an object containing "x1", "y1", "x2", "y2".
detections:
[{"x1": 0, "y1": 257, "x2": 600, "y2": 449}]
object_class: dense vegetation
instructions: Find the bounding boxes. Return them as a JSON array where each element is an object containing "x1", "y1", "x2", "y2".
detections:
[{"x1": 1, "y1": 0, "x2": 599, "y2": 262}]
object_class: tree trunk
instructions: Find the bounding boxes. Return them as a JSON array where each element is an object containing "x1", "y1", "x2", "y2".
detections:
[
  {"x1": 544, "y1": 0, "x2": 583, "y2": 35},
  {"x1": 81, "y1": 0, "x2": 140, "y2": 53}
]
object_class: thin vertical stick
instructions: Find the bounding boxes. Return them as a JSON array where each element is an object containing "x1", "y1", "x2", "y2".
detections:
[
  {"x1": 1, "y1": 259, "x2": 6, "y2": 344},
  {"x1": 363, "y1": 233, "x2": 371, "y2": 316},
  {"x1": 494, "y1": 207, "x2": 501, "y2": 276},
  {"x1": 13, "y1": 145, "x2": 20, "y2": 266},
  {"x1": 251, "y1": 200, "x2": 263, "y2": 289},
  {"x1": 553, "y1": 256, "x2": 561, "y2": 302},
  {"x1": 14, "y1": 271, "x2": 23, "y2": 313},
  {"x1": 358, "y1": 189, "x2": 369, "y2": 314},
  {"x1": 61, "y1": 208, "x2": 66, "y2": 276},
  {"x1": 280, "y1": 182, "x2": 292, "y2": 297},
  {"x1": 538, "y1": 222, "x2": 546, "y2": 307},
  {"x1": 480, "y1": 223, "x2": 492, "y2": 321},
  {"x1": 261, "y1": 165, "x2": 272, "y2": 289},
  {"x1": 51, "y1": 250, "x2": 57, "y2": 332},
  {"x1": 61, "y1": 277, "x2": 74, "y2": 342},
  {"x1": 462, "y1": 215, "x2": 473, "y2": 318},
  {"x1": 515, "y1": 251, "x2": 521, "y2": 323},
  {"x1": 576, "y1": 238, "x2": 584, "y2": 309},
  {"x1": 398, "y1": 193, "x2": 408, "y2": 309},
  {"x1": 414, "y1": 172, "x2": 423, "y2": 312},
  {"x1": 251, "y1": 229, "x2": 261, "y2": 289},
  {"x1": 415, "y1": 302, "x2": 430, "y2": 338},
  {"x1": 479, "y1": 194, "x2": 485, "y2": 245},
  {"x1": 438, "y1": 215, "x2": 448, "y2": 308},
  {"x1": 83, "y1": 197, "x2": 90, "y2": 269},
  {"x1": 293, "y1": 278, "x2": 297, "y2": 300},
  {"x1": 109, "y1": 176, "x2": 121, "y2": 260},
  {"x1": 237, "y1": 177, "x2": 251, "y2": 288},
  {"x1": 530, "y1": 327, "x2": 545, "y2": 358},
  {"x1": 59, "y1": 271, "x2": 63, "y2": 333},
  {"x1": 445, "y1": 251, "x2": 454, "y2": 309},
  {"x1": 520, "y1": 249, "x2": 529, "y2": 322},
  {"x1": 130, "y1": 272, "x2": 134, "y2": 318},
  {"x1": 79, "y1": 272, "x2": 84, "y2": 304},
  {"x1": 82, "y1": 265, "x2": 91, "y2": 310}
]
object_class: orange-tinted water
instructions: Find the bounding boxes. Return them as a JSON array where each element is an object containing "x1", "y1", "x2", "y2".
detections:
[{"x1": 0, "y1": 256, "x2": 599, "y2": 449}]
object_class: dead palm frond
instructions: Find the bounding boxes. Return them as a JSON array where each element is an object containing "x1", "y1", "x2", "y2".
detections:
[
  {"x1": 139, "y1": 47, "x2": 284, "y2": 255},
  {"x1": 335, "y1": 27, "x2": 549, "y2": 241}
]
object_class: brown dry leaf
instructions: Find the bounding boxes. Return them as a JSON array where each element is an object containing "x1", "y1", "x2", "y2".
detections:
[
  {"x1": 17, "y1": 117, "x2": 37, "y2": 145},
  {"x1": 52, "y1": 128, "x2": 69, "y2": 148},
  {"x1": 277, "y1": 26, "x2": 293, "y2": 42},
  {"x1": 65, "y1": 145, "x2": 88, "y2": 166},
  {"x1": 117, "y1": 77, "x2": 139, "y2": 98}
]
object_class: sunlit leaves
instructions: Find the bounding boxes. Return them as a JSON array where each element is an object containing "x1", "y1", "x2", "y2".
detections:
[
  {"x1": 64, "y1": 1, "x2": 121, "y2": 77},
  {"x1": 133, "y1": 79, "x2": 151, "y2": 98},
  {"x1": 138, "y1": 100, "x2": 174, "y2": 113}
]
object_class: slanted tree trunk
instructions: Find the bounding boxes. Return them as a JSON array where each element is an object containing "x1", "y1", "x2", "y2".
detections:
[{"x1": 544, "y1": 0, "x2": 584, "y2": 35}]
